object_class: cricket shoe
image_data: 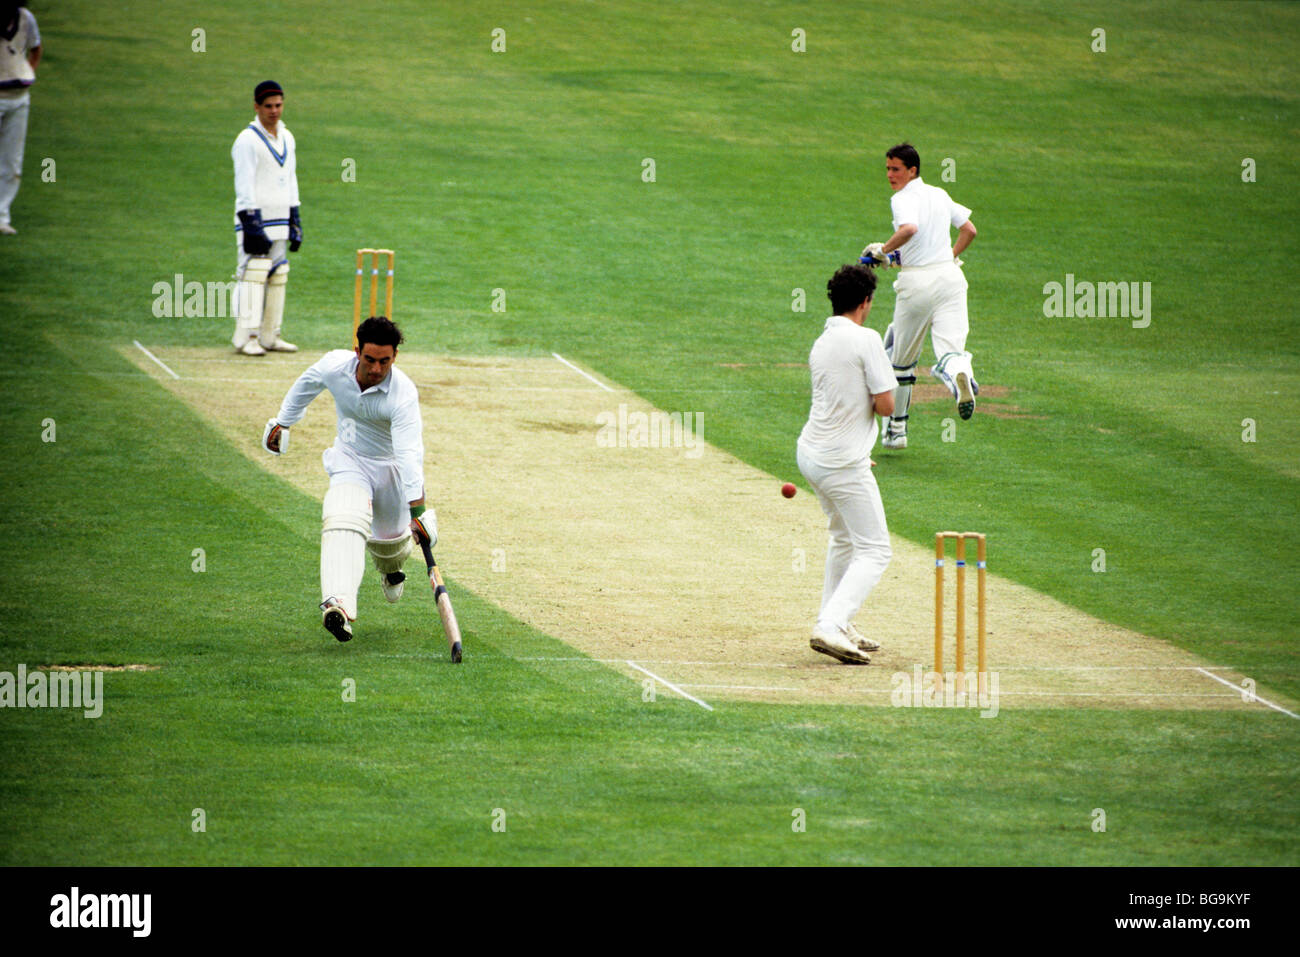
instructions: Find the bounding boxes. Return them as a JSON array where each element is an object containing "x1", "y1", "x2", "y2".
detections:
[
  {"x1": 810, "y1": 625, "x2": 871, "y2": 665},
  {"x1": 845, "y1": 622, "x2": 881, "y2": 653},
  {"x1": 263, "y1": 338, "x2": 298, "y2": 352},
  {"x1": 0, "y1": 223, "x2": 16, "y2": 235},
  {"x1": 955, "y1": 373, "x2": 976, "y2": 420},
  {"x1": 237, "y1": 339, "x2": 266, "y2": 356},
  {"x1": 379, "y1": 570, "x2": 406, "y2": 603},
  {"x1": 321, "y1": 599, "x2": 353, "y2": 642},
  {"x1": 882, "y1": 421, "x2": 908, "y2": 450}
]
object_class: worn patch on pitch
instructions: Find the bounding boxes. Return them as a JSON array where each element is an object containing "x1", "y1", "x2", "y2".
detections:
[{"x1": 125, "y1": 345, "x2": 1293, "y2": 715}]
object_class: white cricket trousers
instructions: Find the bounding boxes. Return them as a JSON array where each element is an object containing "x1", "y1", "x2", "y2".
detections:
[
  {"x1": 796, "y1": 448, "x2": 892, "y2": 631},
  {"x1": 318, "y1": 445, "x2": 411, "y2": 621},
  {"x1": 0, "y1": 92, "x2": 30, "y2": 227},
  {"x1": 886, "y1": 261, "x2": 970, "y2": 368},
  {"x1": 323, "y1": 444, "x2": 409, "y2": 538}
]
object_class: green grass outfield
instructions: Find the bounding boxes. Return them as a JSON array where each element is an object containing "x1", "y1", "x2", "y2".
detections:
[{"x1": 0, "y1": 0, "x2": 1296, "y2": 865}]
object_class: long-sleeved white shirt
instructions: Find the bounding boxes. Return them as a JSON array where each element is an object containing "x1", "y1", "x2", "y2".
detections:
[
  {"x1": 0, "y1": 8, "x2": 40, "y2": 93},
  {"x1": 276, "y1": 350, "x2": 426, "y2": 501},
  {"x1": 232, "y1": 117, "x2": 298, "y2": 239}
]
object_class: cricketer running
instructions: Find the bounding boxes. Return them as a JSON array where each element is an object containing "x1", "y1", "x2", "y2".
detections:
[
  {"x1": 862, "y1": 142, "x2": 979, "y2": 450},
  {"x1": 261, "y1": 317, "x2": 434, "y2": 642}
]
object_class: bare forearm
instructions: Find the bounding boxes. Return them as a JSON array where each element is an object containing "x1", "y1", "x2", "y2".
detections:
[
  {"x1": 953, "y1": 220, "x2": 977, "y2": 257},
  {"x1": 28, "y1": 47, "x2": 40, "y2": 72},
  {"x1": 882, "y1": 224, "x2": 917, "y2": 254}
]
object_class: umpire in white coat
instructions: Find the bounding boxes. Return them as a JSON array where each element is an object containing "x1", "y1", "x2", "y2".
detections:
[{"x1": 231, "y1": 80, "x2": 302, "y2": 355}]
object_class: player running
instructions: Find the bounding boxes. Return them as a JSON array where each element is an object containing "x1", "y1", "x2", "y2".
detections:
[
  {"x1": 861, "y1": 142, "x2": 979, "y2": 450},
  {"x1": 261, "y1": 317, "x2": 435, "y2": 642}
]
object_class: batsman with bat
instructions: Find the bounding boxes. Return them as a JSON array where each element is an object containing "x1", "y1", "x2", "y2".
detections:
[
  {"x1": 861, "y1": 142, "x2": 979, "y2": 450},
  {"x1": 262, "y1": 316, "x2": 461, "y2": 660}
]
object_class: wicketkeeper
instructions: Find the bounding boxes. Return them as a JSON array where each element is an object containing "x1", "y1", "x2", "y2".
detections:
[
  {"x1": 262, "y1": 317, "x2": 435, "y2": 642},
  {"x1": 230, "y1": 80, "x2": 302, "y2": 355},
  {"x1": 861, "y1": 142, "x2": 979, "y2": 450}
]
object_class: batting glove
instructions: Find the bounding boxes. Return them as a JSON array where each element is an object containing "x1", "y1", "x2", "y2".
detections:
[
  {"x1": 860, "y1": 242, "x2": 900, "y2": 267},
  {"x1": 262, "y1": 418, "x2": 289, "y2": 455},
  {"x1": 410, "y1": 506, "x2": 437, "y2": 547}
]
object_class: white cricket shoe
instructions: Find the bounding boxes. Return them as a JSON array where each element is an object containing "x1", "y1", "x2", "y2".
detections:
[
  {"x1": 955, "y1": 372, "x2": 976, "y2": 420},
  {"x1": 845, "y1": 622, "x2": 881, "y2": 653},
  {"x1": 379, "y1": 570, "x2": 406, "y2": 603},
  {"x1": 810, "y1": 625, "x2": 871, "y2": 665},
  {"x1": 0, "y1": 223, "x2": 16, "y2": 235},
  {"x1": 237, "y1": 338, "x2": 266, "y2": 356},
  {"x1": 882, "y1": 421, "x2": 907, "y2": 450},
  {"x1": 321, "y1": 599, "x2": 353, "y2": 642},
  {"x1": 264, "y1": 338, "x2": 298, "y2": 352}
]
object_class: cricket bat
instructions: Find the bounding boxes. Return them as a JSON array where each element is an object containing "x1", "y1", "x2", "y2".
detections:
[{"x1": 419, "y1": 537, "x2": 462, "y2": 663}]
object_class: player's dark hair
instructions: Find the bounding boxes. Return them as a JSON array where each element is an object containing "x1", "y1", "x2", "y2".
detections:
[
  {"x1": 356, "y1": 316, "x2": 404, "y2": 350},
  {"x1": 886, "y1": 142, "x2": 921, "y2": 175},
  {"x1": 827, "y1": 264, "x2": 877, "y2": 315}
]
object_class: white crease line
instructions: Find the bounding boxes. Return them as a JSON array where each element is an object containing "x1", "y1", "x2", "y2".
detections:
[
  {"x1": 168, "y1": 358, "x2": 574, "y2": 373},
  {"x1": 508, "y1": 657, "x2": 1243, "y2": 673},
  {"x1": 626, "y1": 661, "x2": 713, "y2": 711},
  {"x1": 132, "y1": 341, "x2": 180, "y2": 380},
  {"x1": 411, "y1": 381, "x2": 602, "y2": 393},
  {"x1": 552, "y1": 352, "x2": 616, "y2": 392},
  {"x1": 679, "y1": 684, "x2": 802, "y2": 692},
  {"x1": 130, "y1": 372, "x2": 598, "y2": 392},
  {"x1": 676, "y1": 686, "x2": 1242, "y2": 702},
  {"x1": 1196, "y1": 667, "x2": 1299, "y2": 719}
]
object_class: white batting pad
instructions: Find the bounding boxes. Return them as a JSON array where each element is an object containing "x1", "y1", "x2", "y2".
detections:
[
  {"x1": 260, "y1": 258, "x2": 290, "y2": 347},
  {"x1": 321, "y1": 483, "x2": 371, "y2": 620},
  {"x1": 932, "y1": 351, "x2": 974, "y2": 398},
  {"x1": 367, "y1": 531, "x2": 413, "y2": 574},
  {"x1": 233, "y1": 256, "x2": 272, "y2": 348}
]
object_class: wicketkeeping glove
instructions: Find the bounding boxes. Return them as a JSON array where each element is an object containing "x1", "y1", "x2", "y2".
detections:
[
  {"x1": 288, "y1": 206, "x2": 302, "y2": 252},
  {"x1": 262, "y1": 418, "x2": 289, "y2": 455},
  {"x1": 238, "y1": 209, "x2": 273, "y2": 255}
]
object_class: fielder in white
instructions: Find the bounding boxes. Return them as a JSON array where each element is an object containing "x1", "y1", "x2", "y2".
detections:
[
  {"x1": 797, "y1": 264, "x2": 896, "y2": 665},
  {"x1": 862, "y1": 142, "x2": 979, "y2": 450},
  {"x1": 262, "y1": 317, "x2": 434, "y2": 642},
  {"x1": 231, "y1": 80, "x2": 302, "y2": 355},
  {"x1": 0, "y1": 2, "x2": 41, "y2": 235}
]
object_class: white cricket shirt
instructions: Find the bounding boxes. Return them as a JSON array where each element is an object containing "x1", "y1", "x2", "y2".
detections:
[
  {"x1": 0, "y1": 8, "x2": 39, "y2": 94},
  {"x1": 797, "y1": 316, "x2": 898, "y2": 468},
  {"x1": 890, "y1": 176, "x2": 972, "y2": 267},
  {"x1": 276, "y1": 350, "x2": 426, "y2": 501}
]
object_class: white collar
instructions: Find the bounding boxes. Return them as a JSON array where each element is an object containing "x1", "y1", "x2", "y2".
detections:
[{"x1": 251, "y1": 117, "x2": 283, "y2": 141}]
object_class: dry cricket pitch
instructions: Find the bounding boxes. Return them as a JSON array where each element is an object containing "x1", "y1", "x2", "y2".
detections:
[{"x1": 127, "y1": 345, "x2": 1296, "y2": 716}]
